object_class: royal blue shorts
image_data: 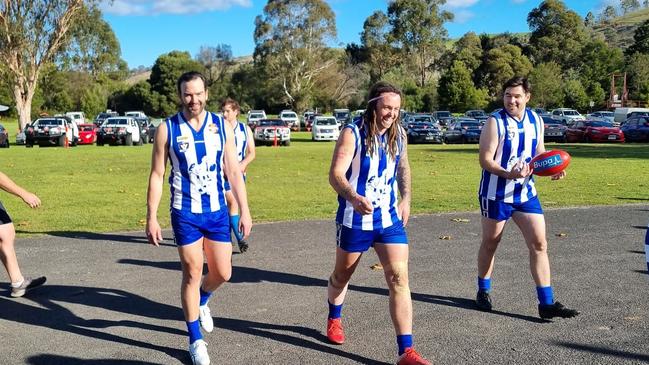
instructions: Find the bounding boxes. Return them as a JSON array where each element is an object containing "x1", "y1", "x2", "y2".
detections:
[
  {"x1": 170, "y1": 207, "x2": 230, "y2": 246},
  {"x1": 479, "y1": 195, "x2": 543, "y2": 221},
  {"x1": 0, "y1": 201, "x2": 11, "y2": 225},
  {"x1": 336, "y1": 222, "x2": 408, "y2": 253}
]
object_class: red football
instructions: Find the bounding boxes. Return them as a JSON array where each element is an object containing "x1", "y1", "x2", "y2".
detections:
[{"x1": 530, "y1": 149, "x2": 571, "y2": 176}]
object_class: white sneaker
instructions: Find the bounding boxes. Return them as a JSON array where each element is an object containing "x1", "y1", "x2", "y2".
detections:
[
  {"x1": 199, "y1": 305, "x2": 214, "y2": 333},
  {"x1": 189, "y1": 339, "x2": 210, "y2": 365}
]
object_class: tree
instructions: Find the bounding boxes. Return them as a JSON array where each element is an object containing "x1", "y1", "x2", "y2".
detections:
[
  {"x1": 387, "y1": 0, "x2": 453, "y2": 87},
  {"x1": 625, "y1": 52, "x2": 649, "y2": 102},
  {"x1": 527, "y1": 0, "x2": 589, "y2": 71},
  {"x1": 482, "y1": 45, "x2": 533, "y2": 97},
  {"x1": 626, "y1": 19, "x2": 649, "y2": 56},
  {"x1": 578, "y1": 39, "x2": 624, "y2": 90},
  {"x1": 148, "y1": 51, "x2": 206, "y2": 116},
  {"x1": 361, "y1": 10, "x2": 397, "y2": 84},
  {"x1": 438, "y1": 60, "x2": 489, "y2": 111},
  {"x1": 253, "y1": 0, "x2": 337, "y2": 112},
  {"x1": 0, "y1": 0, "x2": 88, "y2": 130},
  {"x1": 621, "y1": 0, "x2": 641, "y2": 14},
  {"x1": 452, "y1": 32, "x2": 483, "y2": 73},
  {"x1": 528, "y1": 62, "x2": 563, "y2": 108},
  {"x1": 584, "y1": 12, "x2": 595, "y2": 27},
  {"x1": 195, "y1": 44, "x2": 233, "y2": 87},
  {"x1": 600, "y1": 6, "x2": 617, "y2": 22},
  {"x1": 562, "y1": 78, "x2": 589, "y2": 111}
]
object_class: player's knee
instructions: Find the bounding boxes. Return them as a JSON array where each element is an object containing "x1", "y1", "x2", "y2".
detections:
[
  {"x1": 181, "y1": 262, "x2": 203, "y2": 284},
  {"x1": 528, "y1": 240, "x2": 547, "y2": 254},
  {"x1": 481, "y1": 237, "x2": 501, "y2": 252},
  {"x1": 385, "y1": 262, "x2": 410, "y2": 294},
  {"x1": 329, "y1": 272, "x2": 350, "y2": 289}
]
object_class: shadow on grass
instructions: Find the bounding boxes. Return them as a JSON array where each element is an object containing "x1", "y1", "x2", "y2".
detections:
[
  {"x1": 616, "y1": 197, "x2": 649, "y2": 202},
  {"x1": 118, "y1": 260, "x2": 544, "y2": 323},
  {"x1": 26, "y1": 355, "x2": 161, "y2": 365},
  {"x1": 0, "y1": 284, "x2": 186, "y2": 363},
  {"x1": 553, "y1": 341, "x2": 649, "y2": 362},
  {"x1": 424, "y1": 143, "x2": 649, "y2": 158}
]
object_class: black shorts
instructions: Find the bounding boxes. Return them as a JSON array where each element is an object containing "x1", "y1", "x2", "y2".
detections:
[{"x1": 0, "y1": 201, "x2": 12, "y2": 225}]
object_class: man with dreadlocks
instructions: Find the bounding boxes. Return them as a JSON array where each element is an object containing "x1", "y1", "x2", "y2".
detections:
[{"x1": 324, "y1": 81, "x2": 431, "y2": 365}]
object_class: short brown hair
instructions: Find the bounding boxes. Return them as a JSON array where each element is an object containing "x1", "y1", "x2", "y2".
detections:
[
  {"x1": 503, "y1": 76, "x2": 531, "y2": 94},
  {"x1": 221, "y1": 97, "x2": 240, "y2": 112}
]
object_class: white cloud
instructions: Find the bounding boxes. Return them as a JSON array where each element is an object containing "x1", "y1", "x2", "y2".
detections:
[
  {"x1": 101, "y1": 0, "x2": 252, "y2": 16},
  {"x1": 511, "y1": 0, "x2": 526, "y2": 4},
  {"x1": 446, "y1": 0, "x2": 479, "y2": 8},
  {"x1": 451, "y1": 9, "x2": 475, "y2": 24}
]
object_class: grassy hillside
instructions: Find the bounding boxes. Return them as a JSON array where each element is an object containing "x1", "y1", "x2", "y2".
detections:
[{"x1": 593, "y1": 8, "x2": 649, "y2": 50}]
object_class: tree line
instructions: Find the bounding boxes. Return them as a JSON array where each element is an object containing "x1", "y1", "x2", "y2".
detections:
[{"x1": 3, "y1": 0, "x2": 649, "y2": 131}]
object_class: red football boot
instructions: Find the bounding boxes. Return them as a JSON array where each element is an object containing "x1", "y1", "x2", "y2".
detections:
[
  {"x1": 397, "y1": 348, "x2": 431, "y2": 365},
  {"x1": 326, "y1": 318, "x2": 345, "y2": 345}
]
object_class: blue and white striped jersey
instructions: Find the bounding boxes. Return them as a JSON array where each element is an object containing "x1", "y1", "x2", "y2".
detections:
[
  {"x1": 167, "y1": 112, "x2": 227, "y2": 213},
  {"x1": 336, "y1": 118, "x2": 404, "y2": 230},
  {"x1": 478, "y1": 108, "x2": 542, "y2": 204},
  {"x1": 232, "y1": 121, "x2": 248, "y2": 162}
]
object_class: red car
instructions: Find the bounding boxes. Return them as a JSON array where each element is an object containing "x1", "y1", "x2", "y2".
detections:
[
  {"x1": 565, "y1": 120, "x2": 625, "y2": 143},
  {"x1": 77, "y1": 123, "x2": 97, "y2": 145}
]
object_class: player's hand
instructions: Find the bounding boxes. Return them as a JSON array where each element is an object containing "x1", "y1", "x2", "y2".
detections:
[
  {"x1": 398, "y1": 200, "x2": 411, "y2": 227},
  {"x1": 507, "y1": 160, "x2": 532, "y2": 179},
  {"x1": 551, "y1": 170, "x2": 566, "y2": 181},
  {"x1": 21, "y1": 192, "x2": 41, "y2": 208},
  {"x1": 351, "y1": 195, "x2": 373, "y2": 215},
  {"x1": 146, "y1": 218, "x2": 163, "y2": 246},
  {"x1": 239, "y1": 211, "x2": 252, "y2": 239}
]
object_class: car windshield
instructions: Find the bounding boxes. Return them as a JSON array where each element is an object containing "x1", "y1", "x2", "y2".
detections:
[
  {"x1": 315, "y1": 118, "x2": 337, "y2": 126},
  {"x1": 250, "y1": 113, "x2": 264, "y2": 119},
  {"x1": 468, "y1": 111, "x2": 486, "y2": 116},
  {"x1": 436, "y1": 111, "x2": 452, "y2": 118},
  {"x1": 410, "y1": 123, "x2": 434, "y2": 129},
  {"x1": 80, "y1": 125, "x2": 94, "y2": 131},
  {"x1": 542, "y1": 117, "x2": 566, "y2": 125},
  {"x1": 460, "y1": 121, "x2": 480, "y2": 128},
  {"x1": 598, "y1": 112, "x2": 614, "y2": 117},
  {"x1": 259, "y1": 119, "x2": 286, "y2": 127},
  {"x1": 36, "y1": 119, "x2": 64, "y2": 126},
  {"x1": 281, "y1": 112, "x2": 297, "y2": 118},
  {"x1": 564, "y1": 110, "x2": 580, "y2": 116},
  {"x1": 105, "y1": 118, "x2": 128, "y2": 125},
  {"x1": 586, "y1": 121, "x2": 613, "y2": 127},
  {"x1": 412, "y1": 116, "x2": 433, "y2": 123}
]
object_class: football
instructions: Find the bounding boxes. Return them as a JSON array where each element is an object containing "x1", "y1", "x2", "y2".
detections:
[{"x1": 530, "y1": 150, "x2": 571, "y2": 176}]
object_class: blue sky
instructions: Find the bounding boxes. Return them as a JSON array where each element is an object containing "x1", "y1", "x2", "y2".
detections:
[{"x1": 100, "y1": 0, "x2": 617, "y2": 69}]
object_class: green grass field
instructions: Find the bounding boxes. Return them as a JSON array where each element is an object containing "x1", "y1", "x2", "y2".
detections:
[{"x1": 1, "y1": 131, "x2": 647, "y2": 236}]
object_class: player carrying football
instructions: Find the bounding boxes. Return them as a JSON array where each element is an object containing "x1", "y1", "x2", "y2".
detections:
[{"x1": 475, "y1": 76, "x2": 579, "y2": 320}]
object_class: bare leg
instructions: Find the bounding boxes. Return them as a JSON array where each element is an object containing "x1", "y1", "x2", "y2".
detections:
[
  {"x1": 201, "y1": 239, "x2": 233, "y2": 292},
  {"x1": 327, "y1": 247, "x2": 362, "y2": 305},
  {"x1": 177, "y1": 240, "x2": 205, "y2": 321},
  {"x1": 512, "y1": 212, "x2": 551, "y2": 287},
  {"x1": 0, "y1": 223, "x2": 23, "y2": 283},
  {"x1": 477, "y1": 217, "x2": 507, "y2": 279},
  {"x1": 374, "y1": 243, "x2": 411, "y2": 335}
]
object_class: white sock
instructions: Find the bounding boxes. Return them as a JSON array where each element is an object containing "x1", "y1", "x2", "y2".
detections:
[{"x1": 11, "y1": 278, "x2": 25, "y2": 288}]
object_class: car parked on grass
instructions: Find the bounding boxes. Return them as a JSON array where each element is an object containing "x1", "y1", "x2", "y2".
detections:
[
  {"x1": 279, "y1": 110, "x2": 300, "y2": 131},
  {"x1": 406, "y1": 122, "x2": 442, "y2": 144},
  {"x1": 0, "y1": 124, "x2": 9, "y2": 148},
  {"x1": 465, "y1": 110, "x2": 489, "y2": 124},
  {"x1": 620, "y1": 116, "x2": 649, "y2": 142},
  {"x1": 565, "y1": 120, "x2": 624, "y2": 143},
  {"x1": 311, "y1": 116, "x2": 339, "y2": 141},
  {"x1": 26, "y1": 117, "x2": 78, "y2": 147},
  {"x1": 304, "y1": 113, "x2": 321, "y2": 132},
  {"x1": 432, "y1": 111, "x2": 454, "y2": 128},
  {"x1": 551, "y1": 108, "x2": 585, "y2": 125},
  {"x1": 77, "y1": 124, "x2": 97, "y2": 145},
  {"x1": 405, "y1": 113, "x2": 438, "y2": 128},
  {"x1": 444, "y1": 118, "x2": 482, "y2": 143},
  {"x1": 134, "y1": 117, "x2": 151, "y2": 144},
  {"x1": 541, "y1": 116, "x2": 568, "y2": 143},
  {"x1": 65, "y1": 111, "x2": 86, "y2": 125},
  {"x1": 97, "y1": 117, "x2": 142, "y2": 146},
  {"x1": 333, "y1": 108, "x2": 351, "y2": 127},
  {"x1": 247, "y1": 110, "x2": 266, "y2": 128},
  {"x1": 587, "y1": 111, "x2": 616, "y2": 125},
  {"x1": 254, "y1": 118, "x2": 291, "y2": 146},
  {"x1": 125, "y1": 111, "x2": 147, "y2": 119},
  {"x1": 15, "y1": 124, "x2": 29, "y2": 145},
  {"x1": 94, "y1": 110, "x2": 118, "y2": 126}
]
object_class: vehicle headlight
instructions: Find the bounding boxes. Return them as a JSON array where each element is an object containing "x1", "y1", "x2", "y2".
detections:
[{"x1": 50, "y1": 127, "x2": 61, "y2": 135}]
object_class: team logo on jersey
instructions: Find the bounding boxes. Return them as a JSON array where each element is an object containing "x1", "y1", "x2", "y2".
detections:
[
  {"x1": 188, "y1": 157, "x2": 217, "y2": 196},
  {"x1": 207, "y1": 123, "x2": 219, "y2": 134},
  {"x1": 176, "y1": 136, "x2": 190, "y2": 153},
  {"x1": 507, "y1": 124, "x2": 517, "y2": 140}
]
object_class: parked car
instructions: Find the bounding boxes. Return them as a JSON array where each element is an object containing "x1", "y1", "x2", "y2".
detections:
[
  {"x1": 94, "y1": 111, "x2": 118, "y2": 126},
  {"x1": 15, "y1": 124, "x2": 29, "y2": 145},
  {"x1": 406, "y1": 122, "x2": 442, "y2": 144},
  {"x1": 311, "y1": 116, "x2": 339, "y2": 141},
  {"x1": 97, "y1": 117, "x2": 142, "y2": 146},
  {"x1": 146, "y1": 121, "x2": 158, "y2": 143},
  {"x1": 0, "y1": 124, "x2": 9, "y2": 148},
  {"x1": 465, "y1": 110, "x2": 489, "y2": 124},
  {"x1": 134, "y1": 117, "x2": 151, "y2": 144},
  {"x1": 65, "y1": 111, "x2": 86, "y2": 125},
  {"x1": 25, "y1": 117, "x2": 78, "y2": 147},
  {"x1": 565, "y1": 120, "x2": 624, "y2": 143},
  {"x1": 551, "y1": 108, "x2": 585, "y2": 125},
  {"x1": 254, "y1": 118, "x2": 291, "y2": 146},
  {"x1": 406, "y1": 113, "x2": 437, "y2": 126},
  {"x1": 333, "y1": 108, "x2": 351, "y2": 127},
  {"x1": 620, "y1": 116, "x2": 649, "y2": 142},
  {"x1": 533, "y1": 107, "x2": 547, "y2": 115},
  {"x1": 279, "y1": 110, "x2": 300, "y2": 131},
  {"x1": 125, "y1": 111, "x2": 147, "y2": 119},
  {"x1": 432, "y1": 111, "x2": 454, "y2": 128},
  {"x1": 77, "y1": 124, "x2": 97, "y2": 145},
  {"x1": 304, "y1": 113, "x2": 321, "y2": 132},
  {"x1": 444, "y1": 118, "x2": 482, "y2": 143},
  {"x1": 541, "y1": 116, "x2": 568, "y2": 143},
  {"x1": 587, "y1": 111, "x2": 616, "y2": 125},
  {"x1": 247, "y1": 110, "x2": 266, "y2": 128}
]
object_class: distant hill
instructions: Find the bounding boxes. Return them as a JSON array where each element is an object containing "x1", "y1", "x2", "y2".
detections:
[{"x1": 592, "y1": 8, "x2": 649, "y2": 50}]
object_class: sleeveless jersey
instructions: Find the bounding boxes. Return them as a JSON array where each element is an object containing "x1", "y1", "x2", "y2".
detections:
[
  {"x1": 167, "y1": 112, "x2": 227, "y2": 213},
  {"x1": 232, "y1": 121, "x2": 248, "y2": 162},
  {"x1": 336, "y1": 118, "x2": 404, "y2": 230},
  {"x1": 478, "y1": 108, "x2": 541, "y2": 204}
]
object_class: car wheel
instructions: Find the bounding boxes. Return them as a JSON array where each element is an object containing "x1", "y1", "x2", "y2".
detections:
[
  {"x1": 125, "y1": 134, "x2": 133, "y2": 146},
  {"x1": 58, "y1": 135, "x2": 65, "y2": 147},
  {"x1": 137, "y1": 136, "x2": 143, "y2": 146},
  {"x1": 283, "y1": 141, "x2": 291, "y2": 146},
  {"x1": 584, "y1": 136, "x2": 590, "y2": 143}
]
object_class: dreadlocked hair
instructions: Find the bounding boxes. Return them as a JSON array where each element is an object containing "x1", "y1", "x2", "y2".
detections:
[{"x1": 362, "y1": 81, "x2": 404, "y2": 160}]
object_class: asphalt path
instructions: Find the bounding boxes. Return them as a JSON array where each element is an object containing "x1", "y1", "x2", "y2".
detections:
[{"x1": 1, "y1": 204, "x2": 648, "y2": 365}]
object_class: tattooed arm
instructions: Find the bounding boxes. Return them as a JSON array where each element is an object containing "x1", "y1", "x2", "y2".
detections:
[
  {"x1": 396, "y1": 138, "x2": 412, "y2": 226},
  {"x1": 329, "y1": 128, "x2": 373, "y2": 215}
]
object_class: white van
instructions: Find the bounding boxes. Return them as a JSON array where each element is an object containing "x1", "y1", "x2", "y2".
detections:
[
  {"x1": 613, "y1": 107, "x2": 649, "y2": 126},
  {"x1": 65, "y1": 111, "x2": 86, "y2": 125}
]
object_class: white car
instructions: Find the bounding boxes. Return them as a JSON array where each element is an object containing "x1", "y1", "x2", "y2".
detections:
[
  {"x1": 25, "y1": 117, "x2": 79, "y2": 147},
  {"x1": 551, "y1": 108, "x2": 585, "y2": 125},
  {"x1": 247, "y1": 110, "x2": 267, "y2": 128},
  {"x1": 97, "y1": 117, "x2": 142, "y2": 146},
  {"x1": 65, "y1": 111, "x2": 86, "y2": 125},
  {"x1": 587, "y1": 111, "x2": 616, "y2": 125},
  {"x1": 279, "y1": 110, "x2": 299, "y2": 130},
  {"x1": 311, "y1": 116, "x2": 340, "y2": 141},
  {"x1": 125, "y1": 111, "x2": 147, "y2": 119}
]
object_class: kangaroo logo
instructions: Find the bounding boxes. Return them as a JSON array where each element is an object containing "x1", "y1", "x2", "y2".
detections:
[{"x1": 188, "y1": 157, "x2": 217, "y2": 196}]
